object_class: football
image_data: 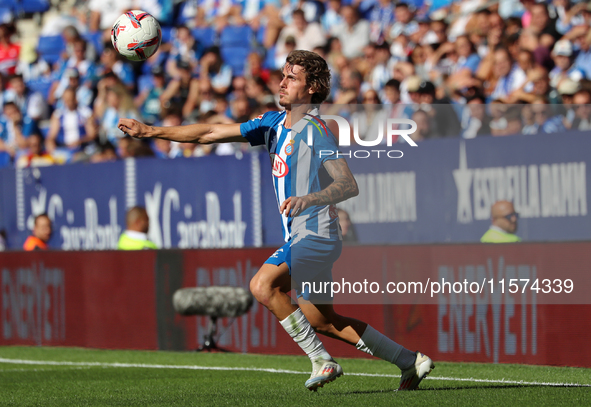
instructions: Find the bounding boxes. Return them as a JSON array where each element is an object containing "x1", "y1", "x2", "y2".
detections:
[{"x1": 111, "y1": 10, "x2": 161, "y2": 61}]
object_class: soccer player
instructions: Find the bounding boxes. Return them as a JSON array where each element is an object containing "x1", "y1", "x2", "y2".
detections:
[{"x1": 118, "y1": 50, "x2": 434, "y2": 391}]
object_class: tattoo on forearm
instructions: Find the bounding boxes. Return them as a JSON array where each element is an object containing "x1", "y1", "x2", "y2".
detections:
[{"x1": 307, "y1": 159, "x2": 358, "y2": 206}]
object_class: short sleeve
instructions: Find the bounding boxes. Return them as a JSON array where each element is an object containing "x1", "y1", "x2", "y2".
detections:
[
  {"x1": 464, "y1": 54, "x2": 481, "y2": 74},
  {"x1": 211, "y1": 65, "x2": 233, "y2": 90},
  {"x1": 240, "y1": 113, "x2": 270, "y2": 147},
  {"x1": 312, "y1": 123, "x2": 340, "y2": 164}
]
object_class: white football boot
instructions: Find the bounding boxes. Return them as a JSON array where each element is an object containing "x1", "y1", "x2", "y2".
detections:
[
  {"x1": 398, "y1": 351, "x2": 435, "y2": 391},
  {"x1": 305, "y1": 358, "x2": 343, "y2": 391}
]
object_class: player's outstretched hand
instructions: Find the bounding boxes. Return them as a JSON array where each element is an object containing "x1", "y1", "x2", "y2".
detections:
[
  {"x1": 118, "y1": 118, "x2": 151, "y2": 139},
  {"x1": 280, "y1": 196, "x2": 312, "y2": 217}
]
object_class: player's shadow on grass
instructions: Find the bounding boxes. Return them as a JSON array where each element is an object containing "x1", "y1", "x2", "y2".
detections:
[{"x1": 330, "y1": 384, "x2": 583, "y2": 395}]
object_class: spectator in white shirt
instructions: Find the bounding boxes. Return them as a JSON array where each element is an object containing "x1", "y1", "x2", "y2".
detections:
[
  {"x1": 490, "y1": 47, "x2": 526, "y2": 101},
  {"x1": 333, "y1": 6, "x2": 370, "y2": 59},
  {"x1": 276, "y1": 9, "x2": 326, "y2": 57},
  {"x1": 89, "y1": 0, "x2": 132, "y2": 32}
]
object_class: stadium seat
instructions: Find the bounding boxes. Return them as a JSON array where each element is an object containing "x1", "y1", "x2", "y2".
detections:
[
  {"x1": 0, "y1": 151, "x2": 11, "y2": 168},
  {"x1": 19, "y1": 0, "x2": 50, "y2": 14},
  {"x1": 175, "y1": 0, "x2": 197, "y2": 26},
  {"x1": 26, "y1": 78, "x2": 52, "y2": 99},
  {"x1": 82, "y1": 32, "x2": 104, "y2": 56},
  {"x1": 219, "y1": 25, "x2": 253, "y2": 48},
  {"x1": 0, "y1": 6, "x2": 13, "y2": 21},
  {"x1": 220, "y1": 46, "x2": 250, "y2": 77},
  {"x1": 137, "y1": 74, "x2": 153, "y2": 93},
  {"x1": 161, "y1": 27, "x2": 174, "y2": 44},
  {"x1": 262, "y1": 45, "x2": 276, "y2": 70},
  {"x1": 192, "y1": 27, "x2": 216, "y2": 48},
  {"x1": 0, "y1": 0, "x2": 18, "y2": 12},
  {"x1": 37, "y1": 35, "x2": 65, "y2": 65}
]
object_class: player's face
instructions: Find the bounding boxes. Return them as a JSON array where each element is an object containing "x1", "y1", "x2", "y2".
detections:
[{"x1": 278, "y1": 64, "x2": 313, "y2": 108}]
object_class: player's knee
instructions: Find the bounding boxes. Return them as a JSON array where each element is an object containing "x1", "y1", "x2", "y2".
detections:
[{"x1": 249, "y1": 276, "x2": 273, "y2": 306}]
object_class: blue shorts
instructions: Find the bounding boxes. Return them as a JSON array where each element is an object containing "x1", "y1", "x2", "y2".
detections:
[{"x1": 265, "y1": 237, "x2": 342, "y2": 302}]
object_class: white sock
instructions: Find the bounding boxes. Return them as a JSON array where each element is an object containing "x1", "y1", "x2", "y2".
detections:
[
  {"x1": 355, "y1": 325, "x2": 416, "y2": 370},
  {"x1": 280, "y1": 308, "x2": 331, "y2": 361}
]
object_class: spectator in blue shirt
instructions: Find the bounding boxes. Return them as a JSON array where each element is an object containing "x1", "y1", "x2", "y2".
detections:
[
  {"x1": 573, "y1": 29, "x2": 591, "y2": 80},
  {"x1": 166, "y1": 25, "x2": 202, "y2": 78},
  {"x1": 4, "y1": 74, "x2": 48, "y2": 122},
  {"x1": 199, "y1": 47, "x2": 233, "y2": 94},
  {"x1": 455, "y1": 35, "x2": 481, "y2": 75},
  {"x1": 531, "y1": 98, "x2": 566, "y2": 134},
  {"x1": 388, "y1": 2, "x2": 418, "y2": 41},
  {"x1": 95, "y1": 83, "x2": 140, "y2": 147},
  {"x1": 97, "y1": 47, "x2": 135, "y2": 91},
  {"x1": 369, "y1": 0, "x2": 395, "y2": 43},
  {"x1": 49, "y1": 67, "x2": 93, "y2": 109},
  {"x1": 0, "y1": 102, "x2": 27, "y2": 157},
  {"x1": 322, "y1": 0, "x2": 343, "y2": 34},
  {"x1": 549, "y1": 39, "x2": 585, "y2": 89},
  {"x1": 135, "y1": 65, "x2": 167, "y2": 125},
  {"x1": 52, "y1": 38, "x2": 98, "y2": 89}
]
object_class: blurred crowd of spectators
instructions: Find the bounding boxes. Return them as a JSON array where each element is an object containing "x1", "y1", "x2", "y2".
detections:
[{"x1": 1, "y1": 0, "x2": 591, "y2": 168}]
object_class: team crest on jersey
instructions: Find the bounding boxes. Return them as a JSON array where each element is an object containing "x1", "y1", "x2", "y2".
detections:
[
  {"x1": 329, "y1": 205, "x2": 338, "y2": 219},
  {"x1": 284, "y1": 139, "x2": 294, "y2": 156},
  {"x1": 271, "y1": 153, "x2": 288, "y2": 178}
]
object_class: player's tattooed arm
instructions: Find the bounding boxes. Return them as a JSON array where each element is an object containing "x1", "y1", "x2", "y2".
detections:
[
  {"x1": 309, "y1": 158, "x2": 359, "y2": 205},
  {"x1": 281, "y1": 158, "x2": 359, "y2": 217}
]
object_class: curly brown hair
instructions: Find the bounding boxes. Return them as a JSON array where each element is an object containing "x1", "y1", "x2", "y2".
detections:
[{"x1": 285, "y1": 50, "x2": 331, "y2": 104}]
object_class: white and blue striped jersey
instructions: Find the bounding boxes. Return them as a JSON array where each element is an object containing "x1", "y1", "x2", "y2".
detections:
[{"x1": 240, "y1": 109, "x2": 342, "y2": 243}]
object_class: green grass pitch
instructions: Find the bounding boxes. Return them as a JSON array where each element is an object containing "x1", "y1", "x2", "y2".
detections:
[{"x1": 1, "y1": 346, "x2": 590, "y2": 406}]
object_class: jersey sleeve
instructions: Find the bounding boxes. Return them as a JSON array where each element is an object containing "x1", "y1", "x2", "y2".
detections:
[
  {"x1": 312, "y1": 122, "x2": 340, "y2": 164},
  {"x1": 240, "y1": 112, "x2": 271, "y2": 147}
]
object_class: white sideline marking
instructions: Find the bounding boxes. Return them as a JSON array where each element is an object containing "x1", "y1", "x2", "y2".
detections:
[
  {"x1": 0, "y1": 367, "x2": 91, "y2": 373},
  {"x1": 0, "y1": 358, "x2": 589, "y2": 388}
]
